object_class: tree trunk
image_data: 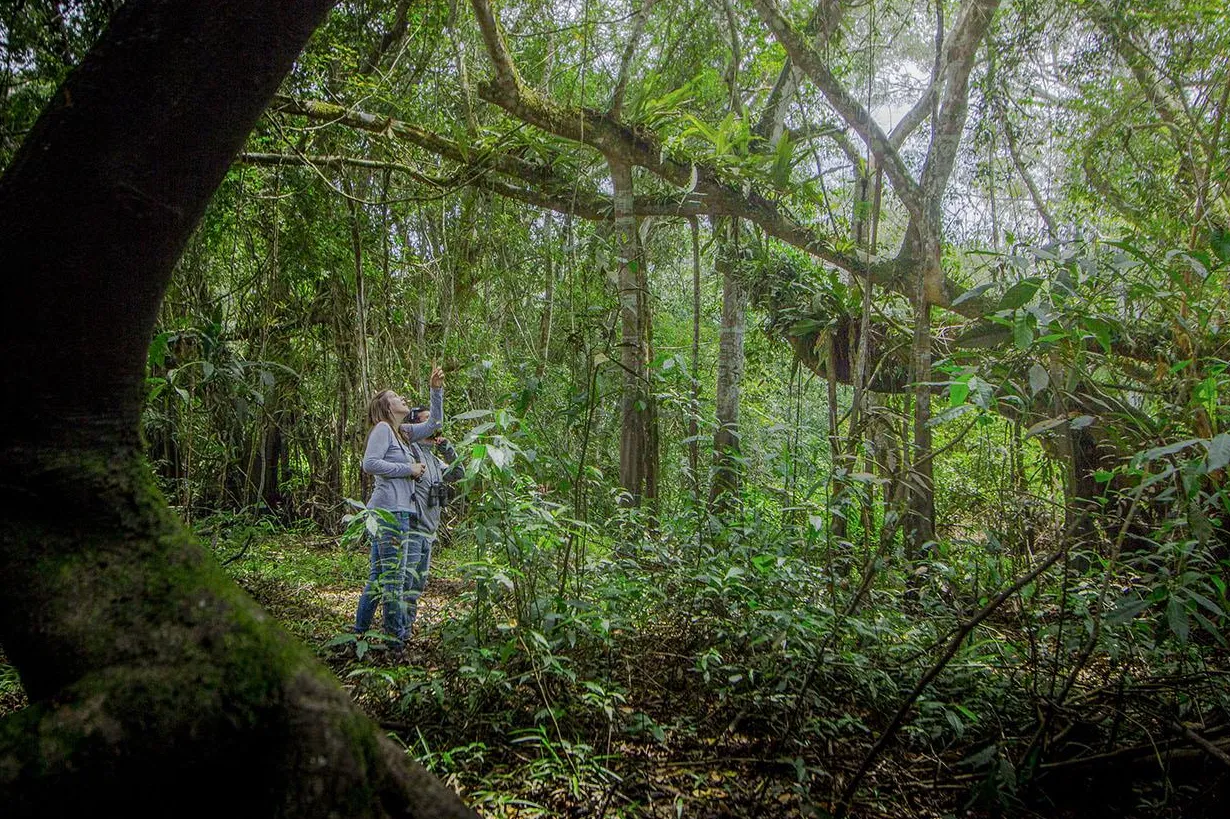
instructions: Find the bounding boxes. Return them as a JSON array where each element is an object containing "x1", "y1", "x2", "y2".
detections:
[
  {"x1": 710, "y1": 219, "x2": 747, "y2": 508},
  {"x1": 637, "y1": 222, "x2": 660, "y2": 511},
  {"x1": 0, "y1": 3, "x2": 473, "y2": 816},
  {"x1": 610, "y1": 156, "x2": 649, "y2": 506},
  {"x1": 905, "y1": 248, "x2": 937, "y2": 555},
  {"x1": 536, "y1": 212, "x2": 555, "y2": 377},
  {"x1": 688, "y1": 217, "x2": 702, "y2": 503},
  {"x1": 345, "y1": 172, "x2": 372, "y2": 404}
]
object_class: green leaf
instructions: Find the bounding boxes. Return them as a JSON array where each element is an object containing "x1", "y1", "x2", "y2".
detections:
[
  {"x1": 148, "y1": 332, "x2": 171, "y2": 369},
  {"x1": 487, "y1": 444, "x2": 512, "y2": 468},
  {"x1": 1189, "y1": 504, "x2": 1213, "y2": 545},
  {"x1": 770, "y1": 132, "x2": 794, "y2": 189},
  {"x1": 1107, "y1": 596, "x2": 1151, "y2": 625},
  {"x1": 324, "y1": 633, "x2": 358, "y2": 647},
  {"x1": 454, "y1": 408, "x2": 493, "y2": 421},
  {"x1": 1083, "y1": 317, "x2": 1114, "y2": 354},
  {"x1": 952, "y1": 282, "x2": 994, "y2": 307},
  {"x1": 1193, "y1": 611, "x2": 1228, "y2": 646},
  {"x1": 1210, "y1": 227, "x2": 1230, "y2": 264},
  {"x1": 1139, "y1": 439, "x2": 1201, "y2": 463},
  {"x1": 1013, "y1": 315, "x2": 1034, "y2": 350},
  {"x1": 1205, "y1": 433, "x2": 1230, "y2": 472},
  {"x1": 465, "y1": 421, "x2": 495, "y2": 439},
  {"x1": 1024, "y1": 417, "x2": 1066, "y2": 439},
  {"x1": 684, "y1": 114, "x2": 720, "y2": 147},
  {"x1": 1167, "y1": 597, "x2": 1190, "y2": 644},
  {"x1": 1028, "y1": 363, "x2": 1049, "y2": 395},
  {"x1": 959, "y1": 743, "x2": 999, "y2": 769},
  {"x1": 930, "y1": 404, "x2": 976, "y2": 427},
  {"x1": 1185, "y1": 589, "x2": 1225, "y2": 619},
  {"x1": 997, "y1": 278, "x2": 1041, "y2": 311},
  {"x1": 949, "y1": 379, "x2": 971, "y2": 407},
  {"x1": 790, "y1": 318, "x2": 829, "y2": 336},
  {"x1": 955, "y1": 323, "x2": 1013, "y2": 349}
]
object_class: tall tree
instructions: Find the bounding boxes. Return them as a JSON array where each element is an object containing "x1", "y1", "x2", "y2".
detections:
[
  {"x1": 753, "y1": 0, "x2": 1002, "y2": 552},
  {"x1": 0, "y1": 2, "x2": 473, "y2": 815},
  {"x1": 710, "y1": 218, "x2": 748, "y2": 505},
  {"x1": 611, "y1": 155, "x2": 654, "y2": 505}
]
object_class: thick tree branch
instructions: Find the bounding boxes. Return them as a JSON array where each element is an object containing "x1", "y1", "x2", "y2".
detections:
[
  {"x1": 888, "y1": 0, "x2": 947, "y2": 151},
  {"x1": 469, "y1": 0, "x2": 522, "y2": 90},
  {"x1": 290, "y1": 6, "x2": 994, "y2": 319},
  {"x1": 609, "y1": 0, "x2": 656, "y2": 119},
  {"x1": 888, "y1": 78, "x2": 940, "y2": 151},
  {"x1": 748, "y1": 0, "x2": 925, "y2": 221},
  {"x1": 755, "y1": 3, "x2": 844, "y2": 145},
  {"x1": 238, "y1": 150, "x2": 742, "y2": 220},
  {"x1": 466, "y1": 0, "x2": 873, "y2": 267},
  {"x1": 918, "y1": 0, "x2": 1000, "y2": 205},
  {"x1": 751, "y1": 0, "x2": 1000, "y2": 305},
  {"x1": 273, "y1": 95, "x2": 563, "y2": 190},
  {"x1": 242, "y1": 151, "x2": 445, "y2": 189}
]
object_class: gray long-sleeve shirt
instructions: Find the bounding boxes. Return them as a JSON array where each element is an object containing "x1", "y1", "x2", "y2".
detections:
[{"x1": 362, "y1": 386, "x2": 443, "y2": 512}]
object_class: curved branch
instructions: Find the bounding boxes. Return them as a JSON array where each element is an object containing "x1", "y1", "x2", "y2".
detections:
[
  {"x1": 999, "y1": 106, "x2": 1058, "y2": 241},
  {"x1": 748, "y1": 0, "x2": 925, "y2": 220},
  {"x1": 272, "y1": 95, "x2": 561, "y2": 189},
  {"x1": 293, "y1": 2, "x2": 998, "y2": 320},
  {"x1": 238, "y1": 151, "x2": 740, "y2": 220},
  {"x1": 918, "y1": 0, "x2": 1000, "y2": 205},
  {"x1": 609, "y1": 0, "x2": 657, "y2": 119}
]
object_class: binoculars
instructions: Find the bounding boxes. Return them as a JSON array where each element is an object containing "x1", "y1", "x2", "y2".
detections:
[{"x1": 425, "y1": 481, "x2": 447, "y2": 508}]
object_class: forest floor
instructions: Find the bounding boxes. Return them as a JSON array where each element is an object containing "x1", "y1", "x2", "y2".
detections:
[
  {"x1": 235, "y1": 540, "x2": 958, "y2": 818},
  {"x1": 3, "y1": 530, "x2": 1223, "y2": 818},
  {"x1": 227, "y1": 534, "x2": 1228, "y2": 819}
]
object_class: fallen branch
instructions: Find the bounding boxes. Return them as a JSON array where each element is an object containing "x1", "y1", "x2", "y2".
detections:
[
  {"x1": 834, "y1": 514, "x2": 1086, "y2": 818},
  {"x1": 1169, "y1": 720, "x2": 1230, "y2": 771}
]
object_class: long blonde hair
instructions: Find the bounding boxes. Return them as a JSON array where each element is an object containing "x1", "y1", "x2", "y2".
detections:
[{"x1": 368, "y1": 389, "x2": 409, "y2": 445}]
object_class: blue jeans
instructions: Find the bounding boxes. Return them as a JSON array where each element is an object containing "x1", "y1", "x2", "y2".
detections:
[
  {"x1": 353, "y1": 511, "x2": 411, "y2": 643},
  {"x1": 402, "y1": 522, "x2": 435, "y2": 634}
]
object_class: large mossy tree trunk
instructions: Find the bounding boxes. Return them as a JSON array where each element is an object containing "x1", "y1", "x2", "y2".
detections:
[{"x1": 0, "y1": 2, "x2": 473, "y2": 816}]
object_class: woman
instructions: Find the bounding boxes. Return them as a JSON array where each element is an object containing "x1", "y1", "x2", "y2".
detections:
[{"x1": 352, "y1": 365, "x2": 444, "y2": 649}]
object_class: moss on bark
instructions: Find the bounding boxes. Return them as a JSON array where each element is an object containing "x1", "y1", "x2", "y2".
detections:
[
  {"x1": 0, "y1": 2, "x2": 474, "y2": 813},
  {"x1": 1, "y1": 448, "x2": 474, "y2": 817}
]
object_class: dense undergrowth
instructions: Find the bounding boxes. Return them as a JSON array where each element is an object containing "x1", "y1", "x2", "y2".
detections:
[
  {"x1": 202, "y1": 441, "x2": 1229, "y2": 819},
  {"x1": 3, "y1": 399, "x2": 1227, "y2": 817}
]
